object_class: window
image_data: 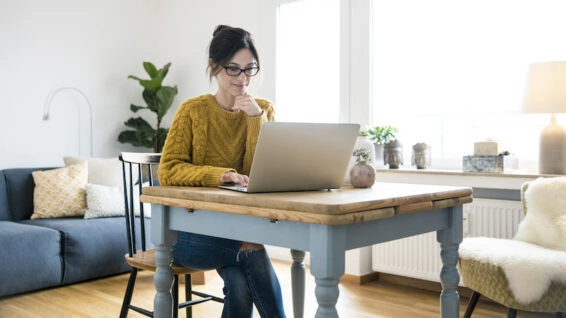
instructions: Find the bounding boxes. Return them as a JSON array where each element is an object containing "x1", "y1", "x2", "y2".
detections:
[
  {"x1": 371, "y1": 0, "x2": 566, "y2": 171},
  {"x1": 275, "y1": 0, "x2": 340, "y2": 123},
  {"x1": 269, "y1": 0, "x2": 566, "y2": 171}
]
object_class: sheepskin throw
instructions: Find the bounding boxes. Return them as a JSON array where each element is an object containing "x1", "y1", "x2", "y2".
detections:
[
  {"x1": 459, "y1": 177, "x2": 566, "y2": 305},
  {"x1": 514, "y1": 177, "x2": 566, "y2": 251},
  {"x1": 459, "y1": 237, "x2": 566, "y2": 304}
]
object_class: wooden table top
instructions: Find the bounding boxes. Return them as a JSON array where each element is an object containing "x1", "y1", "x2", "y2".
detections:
[{"x1": 141, "y1": 182, "x2": 473, "y2": 225}]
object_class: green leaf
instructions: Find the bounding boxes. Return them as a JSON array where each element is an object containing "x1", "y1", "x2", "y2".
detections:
[
  {"x1": 130, "y1": 104, "x2": 145, "y2": 112},
  {"x1": 118, "y1": 130, "x2": 152, "y2": 148},
  {"x1": 157, "y1": 62, "x2": 171, "y2": 80},
  {"x1": 142, "y1": 89, "x2": 159, "y2": 113},
  {"x1": 127, "y1": 75, "x2": 143, "y2": 81},
  {"x1": 124, "y1": 116, "x2": 154, "y2": 131},
  {"x1": 156, "y1": 86, "x2": 178, "y2": 120},
  {"x1": 143, "y1": 62, "x2": 158, "y2": 78},
  {"x1": 118, "y1": 117, "x2": 157, "y2": 149},
  {"x1": 128, "y1": 75, "x2": 161, "y2": 91}
]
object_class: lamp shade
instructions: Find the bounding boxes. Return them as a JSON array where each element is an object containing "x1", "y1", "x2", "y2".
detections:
[{"x1": 523, "y1": 61, "x2": 566, "y2": 114}]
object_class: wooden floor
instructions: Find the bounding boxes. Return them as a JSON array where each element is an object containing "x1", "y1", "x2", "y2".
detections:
[{"x1": 0, "y1": 259, "x2": 556, "y2": 318}]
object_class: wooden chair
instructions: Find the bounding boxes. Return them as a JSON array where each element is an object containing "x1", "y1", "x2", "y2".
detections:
[
  {"x1": 458, "y1": 179, "x2": 566, "y2": 318},
  {"x1": 118, "y1": 152, "x2": 223, "y2": 318}
]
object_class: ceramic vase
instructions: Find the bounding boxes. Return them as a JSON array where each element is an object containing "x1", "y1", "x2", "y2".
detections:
[
  {"x1": 349, "y1": 162, "x2": 376, "y2": 188},
  {"x1": 345, "y1": 136, "x2": 377, "y2": 185},
  {"x1": 355, "y1": 136, "x2": 376, "y2": 166}
]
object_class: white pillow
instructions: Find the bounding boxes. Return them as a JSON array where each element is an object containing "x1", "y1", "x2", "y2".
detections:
[
  {"x1": 84, "y1": 183, "x2": 151, "y2": 219},
  {"x1": 63, "y1": 156, "x2": 123, "y2": 188}
]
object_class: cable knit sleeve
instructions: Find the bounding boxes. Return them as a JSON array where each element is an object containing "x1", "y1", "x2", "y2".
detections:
[{"x1": 158, "y1": 97, "x2": 234, "y2": 186}]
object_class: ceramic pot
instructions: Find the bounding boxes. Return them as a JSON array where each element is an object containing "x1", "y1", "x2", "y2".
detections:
[
  {"x1": 349, "y1": 162, "x2": 376, "y2": 188},
  {"x1": 354, "y1": 136, "x2": 376, "y2": 167},
  {"x1": 374, "y1": 143, "x2": 385, "y2": 168}
]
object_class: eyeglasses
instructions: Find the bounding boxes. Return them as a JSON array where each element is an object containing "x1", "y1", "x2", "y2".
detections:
[{"x1": 223, "y1": 65, "x2": 260, "y2": 77}]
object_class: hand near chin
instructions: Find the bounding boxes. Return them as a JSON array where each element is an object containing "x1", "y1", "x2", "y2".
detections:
[
  {"x1": 220, "y1": 171, "x2": 249, "y2": 186},
  {"x1": 233, "y1": 93, "x2": 262, "y2": 117}
]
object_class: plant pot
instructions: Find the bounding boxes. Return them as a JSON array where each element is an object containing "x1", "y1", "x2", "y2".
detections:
[
  {"x1": 374, "y1": 144, "x2": 385, "y2": 168},
  {"x1": 354, "y1": 136, "x2": 376, "y2": 167},
  {"x1": 349, "y1": 162, "x2": 376, "y2": 188}
]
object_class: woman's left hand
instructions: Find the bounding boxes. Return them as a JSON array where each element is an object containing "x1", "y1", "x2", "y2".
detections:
[
  {"x1": 220, "y1": 171, "x2": 249, "y2": 186},
  {"x1": 233, "y1": 93, "x2": 262, "y2": 117}
]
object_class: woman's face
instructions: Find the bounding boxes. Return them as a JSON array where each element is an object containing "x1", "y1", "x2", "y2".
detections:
[{"x1": 215, "y1": 48, "x2": 257, "y2": 98}]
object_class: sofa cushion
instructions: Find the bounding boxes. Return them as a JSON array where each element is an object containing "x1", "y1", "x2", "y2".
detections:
[
  {"x1": 63, "y1": 156, "x2": 123, "y2": 188},
  {"x1": 1, "y1": 168, "x2": 57, "y2": 221},
  {"x1": 84, "y1": 183, "x2": 151, "y2": 219},
  {"x1": 0, "y1": 221, "x2": 63, "y2": 297},
  {"x1": 20, "y1": 217, "x2": 150, "y2": 284},
  {"x1": 31, "y1": 162, "x2": 88, "y2": 219},
  {"x1": 84, "y1": 183, "x2": 124, "y2": 218}
]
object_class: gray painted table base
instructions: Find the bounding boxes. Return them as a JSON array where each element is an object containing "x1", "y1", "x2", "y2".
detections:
[{"x1": 150, "y1": 204, "x2": 463, "y2": 318}]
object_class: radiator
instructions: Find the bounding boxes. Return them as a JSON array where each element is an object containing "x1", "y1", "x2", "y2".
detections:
[{"x1": 371, "y1": 199, "x2": 525, "y2": 282}]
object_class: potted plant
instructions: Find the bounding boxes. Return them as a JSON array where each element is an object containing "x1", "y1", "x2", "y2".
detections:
[
  {"x1": 367, "y1": 125, "x2": 399, "y2": 168},
  {"x1": 118, "y1": 61, "x2": 178, "y2": 153},
  {"x1": 354, "y1": 129, "x2": 376, "y2": 166},
  {"x1": 358, "y1": 129, "x2": 370, "y2": 137},
  {"x1": 368, "y1": 125, "x2": 398, "y2": 145},
  {"x1": 349, "y1": 147, "x2": 376, "y2": 188}
]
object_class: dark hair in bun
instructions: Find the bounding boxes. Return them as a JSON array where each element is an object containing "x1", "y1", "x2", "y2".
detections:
[{"x1": 207, "y1": 25, "x2": 259, "y2": 80}]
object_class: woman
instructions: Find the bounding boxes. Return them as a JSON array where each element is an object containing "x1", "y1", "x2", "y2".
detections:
[{"x1": 158, "y1": 25, "x2": 286, "y2": 318}]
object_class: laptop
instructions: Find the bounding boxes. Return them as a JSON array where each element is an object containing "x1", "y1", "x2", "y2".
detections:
[{"x1": 219, "y1": 122, "x2": 360, "y2": 193}]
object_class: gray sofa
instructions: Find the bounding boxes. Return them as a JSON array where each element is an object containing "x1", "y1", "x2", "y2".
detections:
[{"x1": 0, "y1": 167, "x2": 146, "y2": 298}]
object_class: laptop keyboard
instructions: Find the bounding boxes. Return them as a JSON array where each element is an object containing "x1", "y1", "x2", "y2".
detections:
[
  {"x1": 232, "y1": 185, "x2": 247, "y2": 191},
  {"x1": 219, "y1": 184, "x2": 248, "y2": 192}
]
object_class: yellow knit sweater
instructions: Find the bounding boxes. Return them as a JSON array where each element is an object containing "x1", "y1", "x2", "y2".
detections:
[{"x1": 158, "y1": 93, "x2": 275, "y2": 186}]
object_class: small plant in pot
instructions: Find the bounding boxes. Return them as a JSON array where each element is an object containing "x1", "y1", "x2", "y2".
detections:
[
  {"x1": 349, "y1": 148, "x2": 376, "y2": 188},
  {"x1": 368, "y1": 125, "x2": 399, "y2": 168},
  {"x1": 368, "y1": 125, "x2": 398, "y2": 145},
  {"x1": 354, "y1": 129, "x2": 376, "y2": 167}
]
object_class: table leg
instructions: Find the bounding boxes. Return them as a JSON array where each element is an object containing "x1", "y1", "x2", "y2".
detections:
[
  {"x1": 154, "y1": 244, "x2": 174, "y2": 318},
  {"x1": 309, "y1": 225, "x2": 345, "y2": 318},
  {"x1": 313, "y1": 277, "x2": 340, "y2": 317},
  {"x1": 436, "y1": 205, "x2": 463, "y2": 318},
  {"x1": 291, "y1": 249, "x2": 306, "y2": 318},
  {"x1": 151, "y1": 205, "x2": 177, "y2": 318}
]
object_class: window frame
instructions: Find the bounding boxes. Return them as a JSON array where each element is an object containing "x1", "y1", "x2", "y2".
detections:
[
  {"x1": 261, "y1": 0, "x2": 547, "y2": 172},
  {"x1": 260, "y1": 0, "x2": 372, "y2": 127}
]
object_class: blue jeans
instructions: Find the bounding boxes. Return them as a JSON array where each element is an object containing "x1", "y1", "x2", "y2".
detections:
[{"x1": 173, "y1": 232, "x2": 286, "y2": 318}]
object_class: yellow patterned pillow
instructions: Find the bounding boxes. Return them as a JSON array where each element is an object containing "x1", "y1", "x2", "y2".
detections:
[{"x1": 31, "y1": 162, "x2": 88, "y2": 219}]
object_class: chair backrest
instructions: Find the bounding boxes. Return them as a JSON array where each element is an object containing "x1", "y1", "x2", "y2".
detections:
[
  {"x1": 119, "y1": 152, "x2": 161, "y2": 257},
  {"x1": 516, "y1": 177, "x2": 566, "y2": 251}
]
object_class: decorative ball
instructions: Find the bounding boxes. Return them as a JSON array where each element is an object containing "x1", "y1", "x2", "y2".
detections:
[{"x1": 349, "y1": 162, "x2": 376, "y2": 188}]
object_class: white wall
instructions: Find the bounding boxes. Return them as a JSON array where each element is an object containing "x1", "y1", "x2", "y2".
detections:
[
  {"x1": 0, "y1": 0, "x2": 264, "y2": 169},
  {"x1": 0, "y1": 0, "x2": 373, "y2": 277}
]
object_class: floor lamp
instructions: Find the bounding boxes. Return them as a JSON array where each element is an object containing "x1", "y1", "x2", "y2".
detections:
[
  {"x1": 42, "y1": 87, "x2": 94, "y2": 157},
  {"x1": 523, "y1": 61, "x2": 566, "y2": 175}
]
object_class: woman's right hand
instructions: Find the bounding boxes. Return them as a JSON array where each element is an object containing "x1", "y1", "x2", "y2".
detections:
[
  {"x1": 233, "y1": 93, "x2": 263, "y2": 117},
  {"x1": 220, "y1": 171, "x2": 249, "y2": 186}
]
